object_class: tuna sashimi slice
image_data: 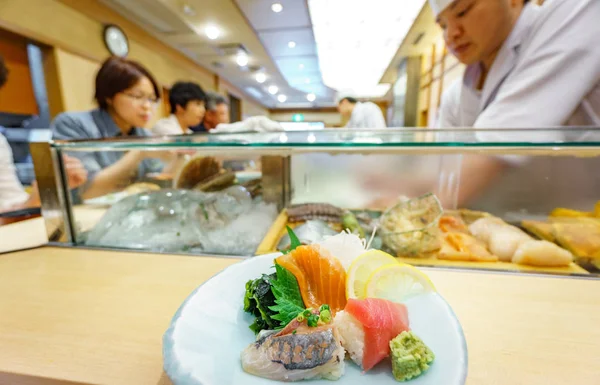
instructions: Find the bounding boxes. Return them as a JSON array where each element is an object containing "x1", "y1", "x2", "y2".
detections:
[{"x1": 345, "y1": 298, "x2": 410, "y2": 371}]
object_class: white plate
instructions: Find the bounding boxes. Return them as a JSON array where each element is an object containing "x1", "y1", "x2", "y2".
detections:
[{"x1": 163, "y1": 253, "x2": 468, "y2": 384}]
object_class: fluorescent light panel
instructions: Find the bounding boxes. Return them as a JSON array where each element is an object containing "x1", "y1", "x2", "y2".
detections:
[{"x1": 308, "y1": 0, "x2": 425, "y2": 98}]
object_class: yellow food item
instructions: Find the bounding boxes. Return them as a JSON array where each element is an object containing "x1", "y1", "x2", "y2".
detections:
[
  {"x1": 521, "y1": 220, "x2": 556, "y2": 242},
  {"x1": 438, "y1": 232, "x2": 498, "y2": 262},
  {"x1": 346, "y1": 250, "x2": 398, "y2": 300},
  {"x1": 550, "y1": 208, "x2": 593, "y2": 218},
  {"x1": 365, "y1": 263, "x2": 436, "y2": 302},
  {"x1": 551, "y1": 218, "x2": 600, "y2": 259}
]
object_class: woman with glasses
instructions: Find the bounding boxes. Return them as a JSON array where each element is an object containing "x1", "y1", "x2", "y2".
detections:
[{"x1": 51, "y1": 56, "x2": 178, "y2": 200}]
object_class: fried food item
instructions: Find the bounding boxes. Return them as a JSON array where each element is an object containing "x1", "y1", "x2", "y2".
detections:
[
  {"x1": 438, "y1": 232, "x2": 498, "y2": 262},
  {"x1": 512, "y1": 240, "x2": 573, "y2": 267}
]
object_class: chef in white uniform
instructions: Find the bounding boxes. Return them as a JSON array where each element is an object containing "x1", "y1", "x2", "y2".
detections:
[
  {"x1": 430, "y1": 0, "x2": 600, "y2": 213},
  {"x1": 337, "y1": 92, "x2": 387, "y2": 129}
]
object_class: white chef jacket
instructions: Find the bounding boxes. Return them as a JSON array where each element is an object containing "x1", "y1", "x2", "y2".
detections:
[
  {"x1": 345, "y1": 102, "x2": 387, "y2": 129},
  {"x1": 438, "y1": 0, "x2": 600, "y2": 140},
  {"x1": 0, "y1": 133, "x2": 28, "y2": 210},
  {"x1": 152, "y1": 114, "x2": 192, "y2": 136},
  {"x1": 435, "y1": 0, "x2": 600, "y2": 216}
]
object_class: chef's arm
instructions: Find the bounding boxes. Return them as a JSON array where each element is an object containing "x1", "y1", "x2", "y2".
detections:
[{"x1": 450, "y1": 155, "x2": 508, "y2": 207}]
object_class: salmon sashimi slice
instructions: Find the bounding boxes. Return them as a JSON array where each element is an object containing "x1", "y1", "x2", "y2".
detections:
[
  {"x1": 345, "y1": 298, "x2": 410, "y2": 371},
  {"x1": 276, "y1": 245, "x2": 347, "y2": 313}
]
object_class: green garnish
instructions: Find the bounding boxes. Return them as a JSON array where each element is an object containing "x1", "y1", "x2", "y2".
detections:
[
  {"x1": 199, "y1": 202, "x2": 209, "y2": 220},
  {"x1": 319, "y1": 305, "x2": 331, "y2": 324},
  {"x1": 307, "y1": 313, "x2": 320, "y2": 327},
  {"x1": 268, "y1": 263, "x2": 305, "y2": 326},
  {"x1": 281, "y1": 226, "x2": 302, "y2": 255},
  {"x1": 176, "y1": 232, "x2": 181, "y2": 237},
  {"x1": 292, "y1": 330, "x2": 297, "y2": 335},
  {"x1": 244, "y1": 274, "x2": 278, "y2": 334}
]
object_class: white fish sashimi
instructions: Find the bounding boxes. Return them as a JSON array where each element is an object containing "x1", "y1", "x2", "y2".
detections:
[{"x1": 241, "y1": 323, "x2": 345, "y2": 382}]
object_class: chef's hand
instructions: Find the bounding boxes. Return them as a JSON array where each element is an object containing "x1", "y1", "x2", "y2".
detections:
[{"x1": 64, "y1": 155, "x2": 88, "y2": 189}]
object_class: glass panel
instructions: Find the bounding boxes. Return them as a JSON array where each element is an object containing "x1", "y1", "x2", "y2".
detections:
[
  {"x1": 58, "y1": 148, "x2": 271, "y2": 256},
  {"x1": 51, "y1": 127, "x2": 600, "y2": 150},
  {"x1": 49, "y1": 132, "x2": 600, "y2": 278}
]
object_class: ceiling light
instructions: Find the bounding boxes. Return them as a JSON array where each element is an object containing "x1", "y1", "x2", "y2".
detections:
[
  {"x1": 278, "y1": 94, "x2": 287, "y2": 103},
  {"x1": 255, "y1": 72, "x2": 267, "y2": 83},
  {"x1": 268, "y1": 85, "x2": 279, "y2": 95},
  {"x1": 271, "y1": 2, "x2": 283, "y2": 13},
  {"x1": 306, "y1": 93, "x2": 316, "y2": 102},
  {"x1": 299, "y1": 63, "x2": 305, "y2": 70},
  {"x1": 288, "y1": 41, "x2": 296, "y2": 48},
  {"x1": 236, "y1": 53, "x2": 249, "y2": 67},
  {"x1": 308, "y1": 0, "x2": 425, "y2": 95},
  {"x1": 205, "y1": 25, "x2": 220, "y2": 40}
]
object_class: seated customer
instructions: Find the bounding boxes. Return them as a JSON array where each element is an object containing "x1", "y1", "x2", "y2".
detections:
[
  {"x1": 0, "y1": 55, "x2": 87, "y2": 212},
  {"x1": 52, "y1": 56, "x2": 175, "y2": 200},
  {"x1": 190, "y1": 92, "x2": 229, "y2": 132},
  {"x1": 152, "y1": 81, "x2": 206, "y2": 136}
]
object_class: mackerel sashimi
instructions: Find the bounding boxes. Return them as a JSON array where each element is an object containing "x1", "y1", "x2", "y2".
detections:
[{"x1": 334, "y1": 298, "x2": 410, "y2": 372}]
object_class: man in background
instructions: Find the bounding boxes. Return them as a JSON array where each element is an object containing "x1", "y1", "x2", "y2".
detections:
[
  {"x1": 153, "y1": 81, "x2": 206, "y2": 136},
  {"x1": 0, "y1": 55, "x2": 86, "y2": 212},
  {"x1": 191, "y1": 92, "x2": 230, "y2": 132},
  {"x1": 337, "y1": 95, "x2": 386, "y2": 129}
]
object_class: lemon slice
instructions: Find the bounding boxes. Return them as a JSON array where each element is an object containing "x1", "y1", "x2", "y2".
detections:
[
  {"x1": 346, "y1": 250, "x2": 398, "y2": 299},
  {"x1": 365, "y1": 263, "x2": 436, "y2": 302}
]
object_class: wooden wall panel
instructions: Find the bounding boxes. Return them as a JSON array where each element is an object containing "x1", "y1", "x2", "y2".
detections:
[{"x1": 0, "y1": 28, "x2": 38, "y2": 115}]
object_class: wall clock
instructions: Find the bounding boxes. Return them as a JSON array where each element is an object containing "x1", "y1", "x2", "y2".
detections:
[{"x1": 103, "y1": 24, "x2": 129, "y2": 57}]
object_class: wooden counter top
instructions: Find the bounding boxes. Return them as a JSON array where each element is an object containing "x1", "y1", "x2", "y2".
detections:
[{"x1": 0, "y1": 247, "x2": 598, "y2": 385}]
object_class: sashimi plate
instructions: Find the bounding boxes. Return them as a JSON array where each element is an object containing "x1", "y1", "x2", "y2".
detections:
[{"x1": 163, "y1": 253, "x2": 468, "y2": 385}]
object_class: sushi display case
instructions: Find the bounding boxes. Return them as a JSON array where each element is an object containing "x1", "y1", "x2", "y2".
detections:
[{"x1": 30, "y1": 127, "x2": 600, "y2": 278}]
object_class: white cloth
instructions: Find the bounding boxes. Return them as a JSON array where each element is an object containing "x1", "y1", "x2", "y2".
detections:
[
  {"x1": 152, "y1": 114, "x2": 192, "y2": 136},
  {"x1": 0, "y1": 133, "x2": 28, "y2": 210},
  {"x1": 211, "y1": 116, "x2": 283, "y2": 133},
  {"x1": 438, "y1": 0, "x2": 600, "y2": 142},
  {"x1": 429, "y1": 0, "x2": 453, "y2": 16},
  {"x1": 345, "y1": 102, "x2": 387, "y2": 129}
]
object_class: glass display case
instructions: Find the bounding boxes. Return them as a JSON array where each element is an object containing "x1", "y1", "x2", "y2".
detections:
[{"x1": 30, "y1": 128, "x2": 600, "y2": 278}]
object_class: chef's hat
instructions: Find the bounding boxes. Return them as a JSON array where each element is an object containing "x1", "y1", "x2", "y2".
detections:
[
  {"x1": 429, "y1": 0, "x2": 454, "y2": 16},
  {"x1": 336, "y1": 89, "x2": 359, "y2": 103}
]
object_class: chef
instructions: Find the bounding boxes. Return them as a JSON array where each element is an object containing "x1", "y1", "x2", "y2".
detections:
[
  {"x1": 431, "y1": 0, "x2": 600, "y2": 212},
  {"x1": 337, "y1": 92, "x2": 387, "y2": 129}
]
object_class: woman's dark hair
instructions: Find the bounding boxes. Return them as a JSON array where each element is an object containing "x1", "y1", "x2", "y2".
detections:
[
  {"x1": 94, "y1": 56, "x2": 160, "y2": 110},
  {"x1": 169, "y1": 81, "x2": 206, "y2": 114},
  {"x1": 0, "y1": 55, "x2": 9, "y2": 89}
]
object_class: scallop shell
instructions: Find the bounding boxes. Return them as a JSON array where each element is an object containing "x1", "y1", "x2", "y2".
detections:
[{"x1": 173, "y1": 156, "x2": 221, "y2": 189}]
